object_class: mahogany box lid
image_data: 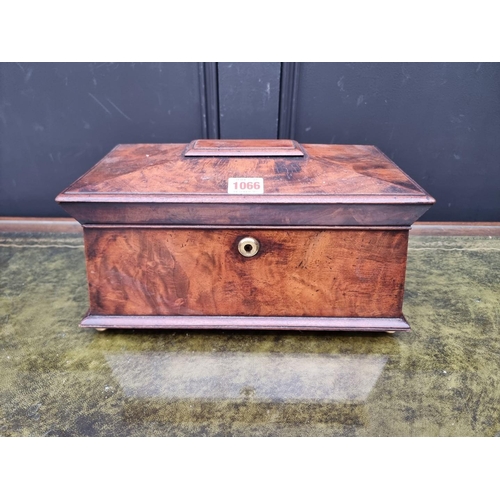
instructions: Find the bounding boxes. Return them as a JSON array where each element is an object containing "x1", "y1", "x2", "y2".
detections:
[{"x1": 56, "y1": 140, "x2": 435, "y2": 226}]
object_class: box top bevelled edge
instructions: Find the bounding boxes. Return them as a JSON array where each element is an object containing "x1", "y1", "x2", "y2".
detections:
[{"x1": 56, "y1": 140, "x2": 435, "y2": 226}]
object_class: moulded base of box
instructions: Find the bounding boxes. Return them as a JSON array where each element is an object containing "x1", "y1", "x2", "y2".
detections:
[{"x1": 80, "y1": 313, "x2": 410, "y2": 332}]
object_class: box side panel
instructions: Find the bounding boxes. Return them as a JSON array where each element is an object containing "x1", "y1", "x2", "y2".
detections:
[{"x1": 83, "y1": 227, "x2": 408, "y2": 318}]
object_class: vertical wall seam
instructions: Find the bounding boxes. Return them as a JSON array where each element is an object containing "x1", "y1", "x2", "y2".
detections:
[
  {"x1": 199, "y1": 62, "x2": 220, "y2": 139},
  {"x1": 278, "y1": 62, "x2": 300, "y2": 139},
  {"x1": 198, "y1": 63, "x2": 208, "y2": 139}
]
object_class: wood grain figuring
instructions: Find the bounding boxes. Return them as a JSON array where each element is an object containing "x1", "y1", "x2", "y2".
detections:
[
  {"x1": 57, "y1": 142, "x2": 434, "y2": 226},
  {"x1": 57, "y1": 143, "x2": 430, "y2": 197},
  {"x1": 84, "y1": 228, "x2": 409, "y2": 318},
  {"x1": 55, "y1": 140, "x2": 435, "y2": 331}
]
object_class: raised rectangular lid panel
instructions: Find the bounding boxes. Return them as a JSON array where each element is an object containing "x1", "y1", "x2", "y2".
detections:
[
  {"x1": 184, "y1": 139, "x2": 305, "y2": 157},
  {"x1": 57, "y1": 141, "x2": 434, "y2": 203}
]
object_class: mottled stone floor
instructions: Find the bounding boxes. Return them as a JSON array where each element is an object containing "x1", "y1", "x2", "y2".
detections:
[{"x1": 1, "y1": 232, "x2": 499, "y2": 436}]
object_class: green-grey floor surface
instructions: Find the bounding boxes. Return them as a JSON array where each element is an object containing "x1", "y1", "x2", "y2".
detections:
[{"x1": 1, "y1": 232, "x2": 499, "y2": 436}]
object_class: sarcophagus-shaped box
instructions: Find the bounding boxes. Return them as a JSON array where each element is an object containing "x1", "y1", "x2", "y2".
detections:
[{"x1": 56, "y1": 140, "x2": 434, "y2": 331}]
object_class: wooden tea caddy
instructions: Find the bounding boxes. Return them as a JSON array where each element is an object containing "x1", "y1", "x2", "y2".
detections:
[{"x1": 56, "y1": 139, "x2": 435, "y2": 332}]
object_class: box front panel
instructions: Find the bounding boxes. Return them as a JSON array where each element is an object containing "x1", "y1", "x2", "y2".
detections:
[{"x1": 83, "y1": 228, "x2": 408, "y2": 318}]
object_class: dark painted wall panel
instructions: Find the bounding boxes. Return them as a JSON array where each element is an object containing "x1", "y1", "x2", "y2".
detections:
[
  {"x1": 218, "y1": 63, "x2": 281, "y2": 139},
  {"x1": 0, "y1": 62, "x2": 203, "y2": 217},
  {"x1": 293, "y1": 63, "x2": 500, "y2": 221},
  {"x1": 1, "y1": 62, "x2": 499, "y2": 221}
]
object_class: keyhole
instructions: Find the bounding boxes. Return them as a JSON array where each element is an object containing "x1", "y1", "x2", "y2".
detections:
[{"x1": 238, "y1": 237, "x2": 260, "y2": 257}]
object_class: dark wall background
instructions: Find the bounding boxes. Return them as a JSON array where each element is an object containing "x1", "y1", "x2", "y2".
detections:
[
  {"x1": 292, "y1": 63, "x2": 500, "y2": 222},
  {"x1": 1, "y1": 62, "x2": 499, "y2": 221}
]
